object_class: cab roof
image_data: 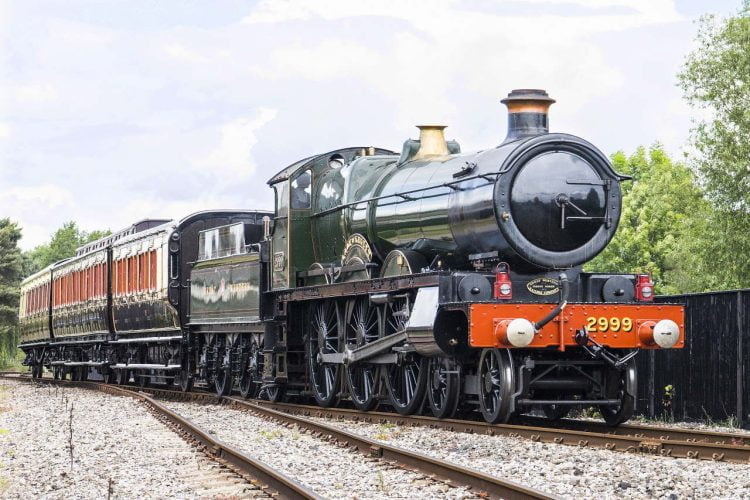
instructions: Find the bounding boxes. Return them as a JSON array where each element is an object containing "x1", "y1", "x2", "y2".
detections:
[{"x1": 267, "y1": 147, "x2": 396, "y2": 185}]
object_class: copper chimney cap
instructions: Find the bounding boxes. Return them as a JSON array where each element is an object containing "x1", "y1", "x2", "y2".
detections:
[{"x1": 501, "y1": 89, "x2": 555, "y2": 141}]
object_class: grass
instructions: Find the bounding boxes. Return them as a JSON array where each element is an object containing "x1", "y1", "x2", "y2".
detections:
[
  {"x1": 376, "y1": 471, "x2": 389, "y2": 493},
  {"x1": 0, "y1": 350, "x2": 25, "y2": 372}
]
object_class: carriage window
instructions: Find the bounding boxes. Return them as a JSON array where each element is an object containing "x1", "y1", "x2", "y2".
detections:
[
  {"x1": 197, "y1": 223, "x2": 248, "y2": 261},
  {"x1": 291, "y1": 169, "x2": 312, "y2": 209}
]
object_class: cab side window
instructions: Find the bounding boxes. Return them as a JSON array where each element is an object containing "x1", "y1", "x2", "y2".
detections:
[
  {"x1": 291, "y1": 170, "x2": 312, "y2": 209},
  {"x1": 275, "y1": 182, "x2": 289, "y2": 218}
]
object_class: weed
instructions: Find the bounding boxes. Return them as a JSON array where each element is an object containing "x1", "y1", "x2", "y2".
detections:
[
  {"x1": 258, "y1": 429, "x2": 282, "y2": 440},
  {"x1": 663, "y1": 384, "x2": 675, "y2": 422}
]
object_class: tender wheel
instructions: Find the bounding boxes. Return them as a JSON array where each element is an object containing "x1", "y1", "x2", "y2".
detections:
[
  {"x1": 308, "y1": 300, "x2": 342, "y2": 407},
  {"x1": 344, "y1": 298, "x2": 381, "y2": 411},
  {"x1": 266, "y1": 384, "x2": 286, "y2": 402},
  {"x1": 239, "y1": 339, "x2": 262, "y2": 399},
  {"x1": 214, "y1": 366, "x2": 233, "y2": 397},
  {"x1": 177, "y1": 370, "x2": 194, "y2": 392},
  {"x1": 213, "y1": 337, "x2": 234, "y2": 396},
  {"x1": 383, "y1": 295, "x2": 427, "y2": 415},
  {"x1": 427, "y1": 357, "x2": 461, "y2": 419},
  {"x1": 478, "y1": 348, "x2": 515, "y2": 424},
  {"x1": 32, "y1": 364, "x2": 42, "y2": 379},
  {"x1": 115, "y1": 369, "x2": 130, "y2": 385},
  {"x1": 599, "y1": 360, "x2": 636, "y2": 426},
  {"x1": 137, "y1": 370, "x2": 149, "y2": 388}
]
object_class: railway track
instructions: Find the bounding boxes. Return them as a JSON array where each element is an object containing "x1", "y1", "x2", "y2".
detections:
[
  {"x1": 8, "y1": 371, "x2": 750, "y2": 466},
  {"x1": 0, "y1": 374, "x2": 318, "y2": 499},
  {"x1": 2, "y1": 374, "x2": 552, "y2": 500},
  {"x1": 235, "y1": 401, "x2": 750, "y2": 465}
]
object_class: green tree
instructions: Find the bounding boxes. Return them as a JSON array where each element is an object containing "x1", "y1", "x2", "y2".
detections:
[
  {"x1": 0, "y1": 219, "x2": 23, "y2": 364},
  {"x1": 585, "y1": 146, "x2": 708, "y2": 294},
  {"x1": 23, "y1": 222, "x2": 110, "y2": 276},
  {"x1": 677, "y1": 1, "x2": 750, "y2": 288}
]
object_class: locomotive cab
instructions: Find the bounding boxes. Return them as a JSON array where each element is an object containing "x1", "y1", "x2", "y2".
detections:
[{"x1": 267, "y1": 147, "x2": 397, "y2": 289}]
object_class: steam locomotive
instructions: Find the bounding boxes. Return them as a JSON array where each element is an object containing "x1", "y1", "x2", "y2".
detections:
[{"x1": 19, "y1": 89, "x2": 684, "y2": 425}]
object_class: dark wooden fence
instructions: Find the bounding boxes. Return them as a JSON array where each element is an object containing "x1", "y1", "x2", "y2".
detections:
[{"x1": 634, "y1": 290, "x2": 749, "y2": 428}]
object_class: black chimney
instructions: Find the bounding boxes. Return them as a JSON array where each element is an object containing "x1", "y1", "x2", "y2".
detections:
[{"x1": 501, "y1": 89, "x2": 555, "y2": 142}]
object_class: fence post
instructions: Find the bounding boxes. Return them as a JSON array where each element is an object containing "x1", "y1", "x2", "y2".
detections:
[{"x1": 738, "y1": 291, "x2": 744, "y2": 428}]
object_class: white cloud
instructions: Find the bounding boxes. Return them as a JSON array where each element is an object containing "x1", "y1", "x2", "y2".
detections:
[
  {"x1": 2, "y1": 184, "x2": 73, "y2": 208},
  {"x1": 162, "y1": 43, "x2": 210, "y2": 64},
  {"x1": 1, "y1": 0, "x2": 725, "y2": 254},
  {"x1": 198, "y1": 107, "x2": 278, "y2": 176},
  {"x1": 1, "y1": 185, "x2": 75, "y2": 249},
  {"x1": 13, "y1": 84, "x2": 58, "y2": 104},
  {"x1": 242, "y1": 0, "x2": 681, "y2": 27},
  {"x1": 246, "y1": 0, "x2": 672, "y2": 134}
]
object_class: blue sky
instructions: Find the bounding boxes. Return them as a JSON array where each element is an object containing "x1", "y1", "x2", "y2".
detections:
[{"x1": 0, "y1": 0, "x2": 742, "y2": 249}]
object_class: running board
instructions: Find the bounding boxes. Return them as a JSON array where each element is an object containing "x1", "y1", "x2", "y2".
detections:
[
  {"x1": 111, "y1": 364, "x2": 181, "y2": 370},
  {"x1": 108, "y1": 336, "x2": 182, "y2": 344},
  {"x1": 50, "y1": 361, "x2": 107, "y2": 367},
  {"x1": 516, "y1": 398, "x2": 622, "y2": 406}
]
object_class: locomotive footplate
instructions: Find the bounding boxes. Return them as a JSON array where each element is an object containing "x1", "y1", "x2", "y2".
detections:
[{"x1": 469, "y1": 302, "x2": 685, "y2": 351}]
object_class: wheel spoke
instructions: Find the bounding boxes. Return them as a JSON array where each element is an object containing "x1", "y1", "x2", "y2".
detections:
[{"x1": 324, "y1": 366, "x2": 334, "y2": 396}]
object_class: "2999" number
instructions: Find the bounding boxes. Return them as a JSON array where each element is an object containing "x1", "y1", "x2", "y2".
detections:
[{"x1": 586, "y1": 316, "x2": 633, "y2": 332}]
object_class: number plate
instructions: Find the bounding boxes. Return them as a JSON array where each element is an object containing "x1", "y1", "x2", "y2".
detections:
[
  {"x1": 273, "y1": 252, "x2": 285, "y2": 272},
  {"x1": 586, "y1": 316, "x2": 633, "y2": 332}
]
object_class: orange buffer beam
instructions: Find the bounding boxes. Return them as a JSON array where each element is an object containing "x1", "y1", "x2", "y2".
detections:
[{"x1": 469, "y1": 303, "x2": 685, "y2": 351}]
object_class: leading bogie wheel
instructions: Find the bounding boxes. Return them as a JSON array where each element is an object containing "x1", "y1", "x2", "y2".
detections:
[
  {"x1": 599, "y1": 360, "x2": 636, "y2": 426},
  {"x1": 308, "y1": 300, "x2": 342, "y2": 407},
  {"x1": 541, "y1": 394, "x2": 571, "y2": 421},
  {"x1": 427, "y1": 357, "x2": 461, "y2": 419},
  {"x1": 344, "y1": 297, "x2": 382, "y2": 411},
  {"x1": 478, "y1": 348, "x2": 515, "y2": 424}
]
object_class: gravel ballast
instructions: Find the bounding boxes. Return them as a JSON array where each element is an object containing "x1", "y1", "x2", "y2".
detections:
[
  {"x1": 163, "y1": 400, "x2": 480, "y2": 499},
  {"x1": 305, "y1": 413, "x2": 750, "y2": 499},
  {"x1": 0, "y1": 380, "x2": 258, "y2": 499}
]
